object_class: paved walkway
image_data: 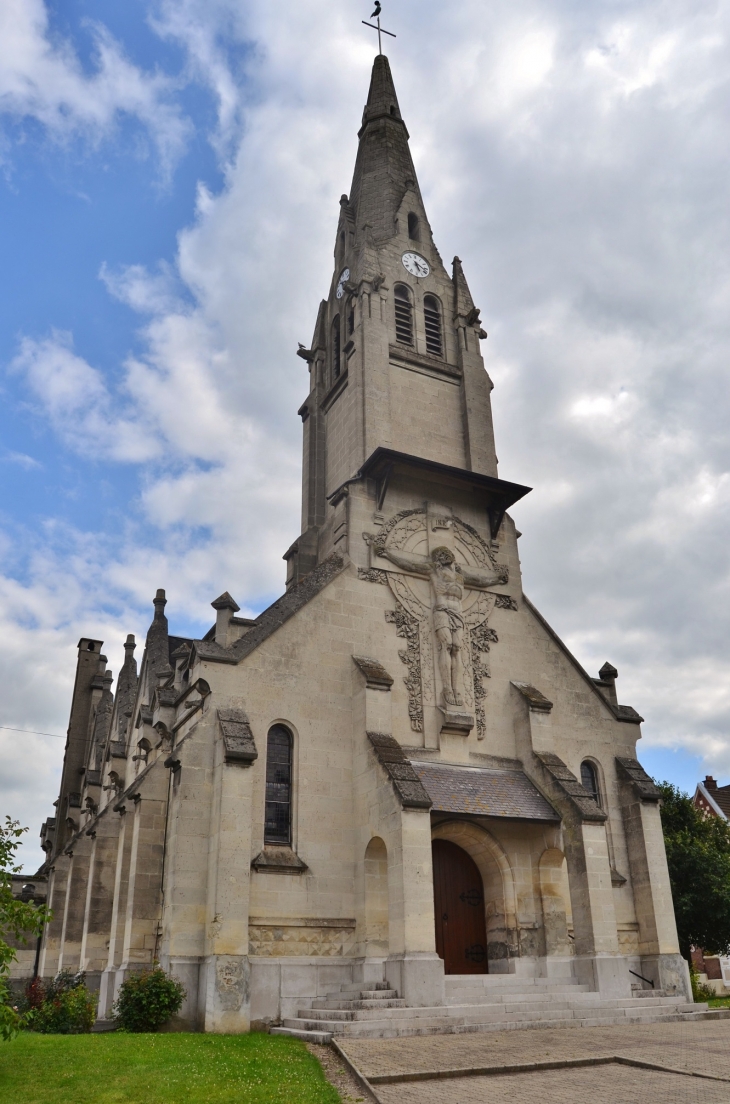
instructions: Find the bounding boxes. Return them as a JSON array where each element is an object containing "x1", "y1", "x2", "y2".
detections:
[{"x1": 339, "y1": 1020, "x2": 730, "y2": 1104}]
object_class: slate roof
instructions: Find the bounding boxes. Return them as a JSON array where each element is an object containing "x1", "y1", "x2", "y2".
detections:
[
  {"x1": 412, "y1": 762, "x2": 560, "y2": 822},
  {"x1": 714, "y1": 787, "x2": 730, "y2": 817}
]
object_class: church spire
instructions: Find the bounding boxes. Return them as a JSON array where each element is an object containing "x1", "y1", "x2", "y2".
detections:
[{"x1": 348, "y1": 54, "x2": 420, "y2": 241}]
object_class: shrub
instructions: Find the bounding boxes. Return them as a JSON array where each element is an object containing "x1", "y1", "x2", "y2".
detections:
[
  {"x1": 113, "y1": 967, "x2": 186, "y2": 1032},
  {"x1": 689, "y1": 963, "x2": 716, "y2": 1004},
  {"x1": 0, "y1": 819, "x2": 50, "y2": 1041},
  {"x1": 23, "y1": 977, "x2": 45, "y2": 1012},
  {"x1": 29, "y1": 971, "x2": 96, "y2": 1034}
]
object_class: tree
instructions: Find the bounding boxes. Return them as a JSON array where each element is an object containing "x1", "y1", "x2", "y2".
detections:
[
  {"x1": 0, "y1": 819, "x2": 50, "y2": 1041},
  {"x1": 658, "y1": 782, "x2": 730, "y2": 960}
]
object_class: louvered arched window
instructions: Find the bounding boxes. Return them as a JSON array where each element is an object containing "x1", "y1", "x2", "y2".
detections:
[
  {"x1": 394, "y1": 284, "x2": 413, "y2": 346},
  {"x1": 332, "y1": 315, "x2": 341, "y2": 380},
  {"x1": 265, "y1": 725, "x2": 293, "y2": 844},
  {"x1": 424, "y1": 294, "x2": 443, "y2": 357}
]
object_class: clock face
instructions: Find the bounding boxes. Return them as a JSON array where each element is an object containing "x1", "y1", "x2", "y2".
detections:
[
  {"x1": 335, "y1": 268, "x2": 350, "y2": 299},
  {"x1": 402, "y1": 252, "x2": 430, "y2": 278}
]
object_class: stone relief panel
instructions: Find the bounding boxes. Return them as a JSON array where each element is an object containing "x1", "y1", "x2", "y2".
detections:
[
  {"x1": 363, "y1": 509, "x2": 508, "y2": 739},
  {"x1": 249, "y1": 921, "x2": 356, "y2": 957}
]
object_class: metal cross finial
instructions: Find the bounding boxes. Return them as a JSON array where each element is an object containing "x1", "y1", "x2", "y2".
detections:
[{"x1": 362, "y1": 1, "x2": 396, "y2": 55}]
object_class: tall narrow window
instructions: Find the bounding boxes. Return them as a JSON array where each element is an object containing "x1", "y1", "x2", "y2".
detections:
[
  {"x1": 424, "y1": 294, "x2": 443, "y2": 357},
  {"x1": 394, "y1": 284, "x2": 413, "y2": 346},
  {"x1": 580, "y1": 760, "x2": 601, "y2": 806},
  {"x1": 407, "y1": 212, "x2": 420, "y2": 241},
  {"x1": 332, "y1": 315, "x2": 341, "y2": 380},
  {"x1": 347, "y1": 297, "x2": 355, "y2": 336},
  {"x1": 265, "y1": 725, "x2": 292, "y2": 844}
]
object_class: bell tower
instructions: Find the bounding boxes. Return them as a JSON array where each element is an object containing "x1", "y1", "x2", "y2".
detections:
[{"x1": 287, "y1": 55, "x2": 525, "y2": 586}]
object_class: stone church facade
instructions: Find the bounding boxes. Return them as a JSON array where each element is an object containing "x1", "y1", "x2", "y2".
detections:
[{"x1": 36, "y1": 55, "x2": 691, "y2": 1035}]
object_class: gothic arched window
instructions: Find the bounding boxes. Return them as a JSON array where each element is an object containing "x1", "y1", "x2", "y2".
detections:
[
  {"x1": 265, "y1": 725, "x2": 293, "y2": 845},
  {"x1": 407, "y1": 212, "x2": 420, "y2": 241},
  {"x1": 394, "y1": 284, "x2": 414, "y2": 346},
  {"x1": 424, "y1": 294, "x2": 443, "y2": 357},
  {"x1": 332, "y1": 315, "x2": 341, "y2": 380},
  {"x1": 580, "y1": 760, "x2": 601, "y2": 806}
]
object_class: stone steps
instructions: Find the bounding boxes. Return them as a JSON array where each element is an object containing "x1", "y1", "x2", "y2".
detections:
[
  {"x1": 271, "y1": 974, "x2": 715, "y2": 1043},
  {"x1": 273, "y1": 1007, "x2": 717, "y2": 1043},
  {"x1": 311, "y1": 997, "x2": 406, "y2": 1010},
  {"x1": 444, "y1": 974, "x2": 583, "y2": 986},
  {"x1": 298, "y1": 995, "x2": 689, "y2": 1023}
]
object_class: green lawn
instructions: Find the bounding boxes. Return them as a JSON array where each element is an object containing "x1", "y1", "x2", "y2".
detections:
[
  {"x1": 707, "y1": 995, "x2": 730, "y2": 1009},
  {"x1": 0, "y1": 1032, "x2": 342, "y2": 1104}
]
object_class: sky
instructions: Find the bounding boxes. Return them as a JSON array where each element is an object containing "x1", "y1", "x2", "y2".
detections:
[{"x1": 1, "y1": 0, "x2": 729, "y2": 872}]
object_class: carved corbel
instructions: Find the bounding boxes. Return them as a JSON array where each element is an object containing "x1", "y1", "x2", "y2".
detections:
[{"x1": 154, "y1": 721, "x2": 173, "y2": 751}]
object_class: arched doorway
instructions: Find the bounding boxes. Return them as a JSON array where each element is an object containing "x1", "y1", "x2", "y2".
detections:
[{"x1": 432, "y1": 839, "x2": 488, "y2": 974}]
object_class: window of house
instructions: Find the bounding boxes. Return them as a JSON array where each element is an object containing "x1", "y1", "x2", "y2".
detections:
[
  {"x1": 332, "y1": 315, "x2": 341, "y2": 379},
  {"x1": 580, "y1": 760, "x2": 601, "y2": 805},
  {"x1": 394, "y1": 284, "x2": 414, "y2": 346},
  {"x1": 407, "y1": 212, "x2": 420, "y2": 241},
  {"x1": 424, "y1": 294, "x2": 443, "y2": 357},
  {"x1": 264, "y1": 725, "x2": 293, "y2": 845}
]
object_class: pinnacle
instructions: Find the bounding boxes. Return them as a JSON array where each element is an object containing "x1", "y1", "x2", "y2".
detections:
[
  {"x1": 211, "y1": 591, "x2": 241, "y2": 612},
  {"x1": 452, "y1": 256, "x2": 475, "y2": 316}
]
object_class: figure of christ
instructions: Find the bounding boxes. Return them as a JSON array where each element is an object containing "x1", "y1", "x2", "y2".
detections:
[{"x1": 375, "y1": 542, "x2": 508, "y2": 709}]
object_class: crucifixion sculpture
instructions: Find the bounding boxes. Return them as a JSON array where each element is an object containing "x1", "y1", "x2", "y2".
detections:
[{"x1": 373, "y1": 537, "x2": 507, "y2": 710}]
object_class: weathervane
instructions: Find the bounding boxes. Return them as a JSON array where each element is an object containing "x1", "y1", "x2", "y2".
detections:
[{"x1": 362, "y1": 1, "x2": 396, "y2": 55}]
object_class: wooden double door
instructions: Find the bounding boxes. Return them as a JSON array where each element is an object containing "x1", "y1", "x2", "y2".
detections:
[{"x1": 432, "y1": 839, "x2": 488, "y2": 974}]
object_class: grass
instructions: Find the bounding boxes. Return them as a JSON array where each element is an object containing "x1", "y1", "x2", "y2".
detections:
[
  {"x1": 0, "y1": 1031, "x2": 342, "y2": 1104},
  {"x1": 706, "y1": 995, "x2": 730, "y2": 1009}
]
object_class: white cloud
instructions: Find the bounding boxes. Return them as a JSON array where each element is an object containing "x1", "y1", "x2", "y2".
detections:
[
  {"x1": 10, "y1": 332, "x2": 160, "y2": 462},
  {"x1": 3, "y1": 451, "x2": 41, "y2": 470},
  {"x1": 0, "y1": 0, "x2": 190, "y2": 174}
]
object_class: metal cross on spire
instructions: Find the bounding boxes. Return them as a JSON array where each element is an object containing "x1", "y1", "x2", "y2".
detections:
[{"x1": 362, "y1": 1, "x2": 396, "y2": 55}]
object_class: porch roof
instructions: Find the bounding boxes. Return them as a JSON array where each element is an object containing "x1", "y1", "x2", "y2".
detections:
[{"x1": 411, "y1": 762, "x2": 560, "y2": 822}]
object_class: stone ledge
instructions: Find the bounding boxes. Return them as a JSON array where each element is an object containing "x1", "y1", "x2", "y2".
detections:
[
  {"x1": 388, "y1": 343, "x2": 461, "y2": 381},
  {"x1": 615, "y1": 757, "x2": 661, "y2": 802},
  {"x1": 249, "y1": 917, "x2": 356, "y2": 928},
  {"x1": 251, "y1": 846, "x2": 309, "y2": 874},
  {"x1": 367, "y1": 732, "x2": 432, "y2": 810},
  {"x1": 535, "y1": 751, "x2": 607, "y2": 822},
  {"x1": 352, "y1": 655, "x2": 394, "y2": 689}
]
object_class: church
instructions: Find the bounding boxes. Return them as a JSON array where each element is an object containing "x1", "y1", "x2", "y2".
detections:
[{"x1": 36, "y1": 54, "x2": 693, "y2": 1038}]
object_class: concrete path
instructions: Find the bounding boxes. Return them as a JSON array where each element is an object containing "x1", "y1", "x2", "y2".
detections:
[{"x1": 339, "y1": 1019, "x2": 730, "y2": 1104}]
